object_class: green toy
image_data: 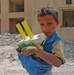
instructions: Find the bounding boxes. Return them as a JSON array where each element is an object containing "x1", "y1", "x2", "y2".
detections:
[
  {"x1": 19, "y1": 42, "x2": 40, "y2": 60},
  {"x1": 27, "y1": 42, "x2": 40, "y2": 60},
  {"x1": 19, "y1": 43, "x2": 27, "y2": 50},
  {"x1": 18, "y1": 43, "x2": 27, "y2": 53}
]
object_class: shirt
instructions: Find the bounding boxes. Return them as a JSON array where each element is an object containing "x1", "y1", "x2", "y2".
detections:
[{"x1": 18, "y1": 31, "x2": 65, "y2": 75}]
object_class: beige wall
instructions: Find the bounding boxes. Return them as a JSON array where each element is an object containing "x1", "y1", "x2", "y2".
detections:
[
  {"x1": 0, "y1": 0, "x2": 9, "y2": 33},
  {"x1": 0, "y1": 0, "x2": 74, "y2": 41}
]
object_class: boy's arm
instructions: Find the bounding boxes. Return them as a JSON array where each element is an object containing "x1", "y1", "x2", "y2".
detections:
[
  {"x1": 34, "y1": 40, "x2": 65, "y2": 67},
  {"x1": 52, "y1": 40, "x2": 65, "y2": 64},
  {"x1": 19, "y1": 40, "x2": 64, "y2": 67}
]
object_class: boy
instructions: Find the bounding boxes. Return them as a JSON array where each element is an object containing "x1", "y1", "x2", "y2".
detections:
[{"x1": 16, "y1": 7, "x2": 65, "y2": 75}]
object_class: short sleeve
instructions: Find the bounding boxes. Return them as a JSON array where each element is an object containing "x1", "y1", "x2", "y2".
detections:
[{"x1": 52, "y1": 40, "x2": 65, "y2": 64}]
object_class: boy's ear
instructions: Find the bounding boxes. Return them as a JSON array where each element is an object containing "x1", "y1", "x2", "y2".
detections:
[{"x1": 57, "y1": 20, "x2": 60, "y2": 25}]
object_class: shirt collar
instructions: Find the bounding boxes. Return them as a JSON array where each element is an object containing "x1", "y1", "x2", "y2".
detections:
[{"x1": 44, "y1": 31, "x2": 57, "y2": 44}]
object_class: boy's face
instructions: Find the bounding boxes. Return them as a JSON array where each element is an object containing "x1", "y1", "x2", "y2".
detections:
[{"x1": 38, "y1": 15, "x2": 60, "y2": 37}]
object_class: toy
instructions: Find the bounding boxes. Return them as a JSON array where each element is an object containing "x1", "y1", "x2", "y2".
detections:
[
  {"x1": 22, "y1": 21, "x2": 33, "y2": 39},
  {"x1": 19, "y1": 43, "x2": 27, "y2": 53},
  {"x1": 16, "y1": 20, "x2": 45, "y2": 45},
  {"x1": 16, "y1": 23, "x2": 27, "y2": 40},
  {"x1": 16, "y1": 20, "x2": 45, "y2": 59},
  {"x1": 19, "y1": 42, "x2": 40, "y2": 60}
]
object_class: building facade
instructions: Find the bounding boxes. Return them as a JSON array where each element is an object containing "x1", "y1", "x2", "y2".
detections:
[{"x1": 0, "y1": 0, "x2": 74, "y2": 40}]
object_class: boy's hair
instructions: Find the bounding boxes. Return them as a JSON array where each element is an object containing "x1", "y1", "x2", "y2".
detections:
[{"x1": 37, "y1": 7, "x2": 58, "y2": 21}]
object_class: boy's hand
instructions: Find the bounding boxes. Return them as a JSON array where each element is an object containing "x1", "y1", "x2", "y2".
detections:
[
  {"x1": 21, "y1": 46, "x2": 37, "y2": 56},
  {"x1": 16, "y1": 47, "x2": 20, "y2": 52}
]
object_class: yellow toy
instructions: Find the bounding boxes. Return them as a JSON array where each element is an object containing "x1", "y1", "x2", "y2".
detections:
[
  {"x1": 22, "y1": 21, "x2": 33, "y2": 39},
  {"x1": 16, "y1": 20, "x2": 45, "y2": 46},
  {"x1": 16, "y1": 20, "x2": 45, "y2": 59},
  {"x1": 16, "y1": 23, "x2": 27, "y2": 40}
]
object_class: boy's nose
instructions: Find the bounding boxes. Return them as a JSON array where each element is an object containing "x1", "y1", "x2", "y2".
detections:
[{"x1": 44, "y1": 26, "x2": 49, "y2": 30}]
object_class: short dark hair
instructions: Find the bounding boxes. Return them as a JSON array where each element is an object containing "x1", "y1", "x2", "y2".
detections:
[{"x1": 37, "y1": 7, "x2": 58, "y2": 21}]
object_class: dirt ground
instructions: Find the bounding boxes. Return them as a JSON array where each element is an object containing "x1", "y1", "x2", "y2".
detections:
[
  {"x1": 0, "y1": 46, "x2": 74, "y2": 75},
  {"x1": 0, "y1": 33, "x2": 74, "y2": 75}
]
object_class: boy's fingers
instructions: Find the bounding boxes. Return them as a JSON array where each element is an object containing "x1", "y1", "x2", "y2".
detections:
[{"x1": 16, "y1": 47, "x2": 20, "y2": 51}]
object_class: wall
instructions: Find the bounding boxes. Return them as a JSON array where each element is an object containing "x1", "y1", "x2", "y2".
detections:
[{"x1": 0, "y1": 0, "x2": 74, "y2": 41}]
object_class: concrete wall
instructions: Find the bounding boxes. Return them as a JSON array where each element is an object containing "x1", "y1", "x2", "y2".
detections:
[{"x1": 0, "y1": 0, "x2": 74, "y2": 41}]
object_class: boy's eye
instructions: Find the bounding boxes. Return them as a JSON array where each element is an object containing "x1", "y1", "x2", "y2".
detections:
[
  {"x1": 47, "y1": 22, "x2": 52, "y2": 25},
  {"x1": 40, "y1": 23, "x2": 44, "y2": 26},
  {"x1": 40, "y1": 22, "x2": 53, "y2": 27}
]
